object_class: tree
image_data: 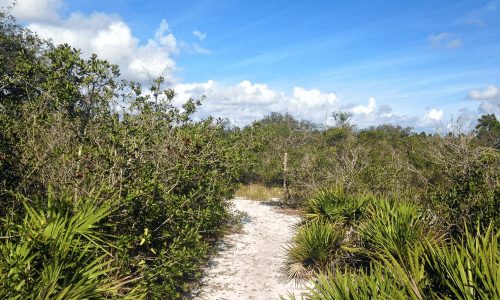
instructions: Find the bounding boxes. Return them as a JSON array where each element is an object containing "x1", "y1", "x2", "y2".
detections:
[
  {"x1": 332, "y1": 111, "x2": 353, "y2": 129},
  {"x1": 475, "y1": 114, "x2": 500, "y2": 148}
]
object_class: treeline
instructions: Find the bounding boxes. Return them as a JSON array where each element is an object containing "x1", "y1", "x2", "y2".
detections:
[
  {"x1": 236, "y1": 112, "x2": 499, "y2": 232},
  {"x1": 1, "y1": 13, "x2": 245, "y2": 299}
]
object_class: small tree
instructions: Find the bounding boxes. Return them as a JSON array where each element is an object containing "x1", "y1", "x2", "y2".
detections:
[
  {"x1": 332, "y1": 111, "x2": 353, "y2": 129},
  {"x1": 475, "y1": 114, "x2": 500, "y2": 148}
]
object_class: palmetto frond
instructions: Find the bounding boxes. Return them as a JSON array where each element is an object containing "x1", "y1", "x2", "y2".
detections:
[
  {"x1": 305, "y1": 187, "x2": 372, "y2": 226},
  {"x1": 282, "y1": 220, "x2": 345, "y2": 283},
  {"x1": 0, "y1": 194, "x2": 144, "y2": 299}
]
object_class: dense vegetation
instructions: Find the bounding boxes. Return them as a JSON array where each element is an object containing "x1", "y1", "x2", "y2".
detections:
[
  {"x1": 0, "y1": 13, "x2": 244, "y2": 299},
  {"x1": 238, "y1": 112, "x2": 499, "y2": 232},
  {"x1": 1, "y1": 10, "x2": 499, "y2": 299},
  {"x1": 233, "y1": 100, "x2": 499, "y2": 299},
  {"x1": 282, "y1": 189, "x2": 499, "y2": 299},
  {"x1": 235, "y1": 113, "x2": 499, "y2": 298}
]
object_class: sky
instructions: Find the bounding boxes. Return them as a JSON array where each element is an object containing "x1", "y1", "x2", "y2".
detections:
[{"x1": 1, "y1": 0, "x2": 500, "y2": 131}]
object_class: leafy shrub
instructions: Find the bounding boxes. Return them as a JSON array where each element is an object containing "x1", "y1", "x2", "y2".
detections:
[
  {"x1": 428, "y1": 145, "x2": 500, "y2": 234},
  {"x1": 238, "y1": 112, "x2": 498, "y2": 239},
  {"x1": 284, "y1": 189, "x2": 500, "y2": 300},
  {"x1": 0, "y1": 13, "x2": 243, "y2": 299}
]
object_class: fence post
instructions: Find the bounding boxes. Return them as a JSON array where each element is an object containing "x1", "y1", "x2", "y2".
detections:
[{"x1": 283, "y1": 152, "x2": 289, "y2": 200}]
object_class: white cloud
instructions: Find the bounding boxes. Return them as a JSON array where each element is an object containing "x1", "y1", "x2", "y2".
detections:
[
  {"x1": 428, "y1": 32, "x2": 463, "y2": 49},
  {"x1": 290, "y1": 87, "x2": 338, "y2": 123},
  {"x1": 192, "y1": 30, "x2": 206, "y2": 41},
  {"x1": 446, "y1": 38, "x2": 463, "y2": 49},
  {"x1": 351, "y1": 97, "x2": 376, "y2": 115},
  {"x1": 27, "y1": 13, "x2": 177, "y2": 82},
  {"x1": 180, "y1": 30, "x2": 211, "y2": 55},
  {"x1": 336, "y1": 97, "x2": 447, "y2": 130},
  {"x1": 342, "y1": 98, "x2": 421, "y2": 129},
  {"x1": 154, "y1": 19, "x2": 179, "y2": 54},
  {"x1": 468, "y1": 85, "x2": 500, "y2": 115},
  {"x1": 469, "y1": 85, "x2": 498, "y2": 99},
  {"x1": 173, "y1": 80, "x2": 338, "y2": 125},
  {"x1": 5, "y1": 0, "x2": 178, "y2": 82},
  {"x1": 172, "y1": 80, "x2": 449, "y2": 131},
  {"x1": 426, "y1": 109, "x2": 444, "y2": 121},
  {"x1": 0, "y1": 0, "x2": 62, "y2": 22},
  {"x1": 292, "y1": 87, "x2": 337, "y2": 108}
]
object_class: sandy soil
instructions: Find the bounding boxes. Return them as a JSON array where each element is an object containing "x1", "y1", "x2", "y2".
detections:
[{"x1": 193, "y1": 198, "x2": 308, "y2": 300}]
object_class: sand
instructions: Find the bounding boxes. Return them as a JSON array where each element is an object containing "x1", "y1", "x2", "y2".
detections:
[{"x1": 194, "y1": 198, "x2": 308, "y2": 300}]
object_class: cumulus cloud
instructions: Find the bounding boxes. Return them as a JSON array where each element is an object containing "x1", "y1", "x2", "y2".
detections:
[
  {"x1": 27, "y1": 14, "x2": 178, "y2": 82},
  {"x1": 154, "y1": 19, "x2": 179, "y2": 54},
  {"x1": 3, "y1": 0, "x2": 179, "y2": 83},
  {"x1": 341, "y1": 97, "x2": 420, "y2": 129},
  {"x1": 335, "y1": 97, "x2": 446, "y2": 130},
  {"x1": 426, "y1": 109, "x2": 444, "y2": 121},
  {"x1": 468, "y1": 85, "x2": 500, "y2": 115},
  {"x1": 173, "y1": 81, "x2": 444, "y2": 131},
  {"x1": 192, "y1": 30, "x2": 206, "y2": 41},
  {"x1": 173, "y1": 80, "x2": 338, "y2": 125},
  {"x1": 174, "y1": 80, "x2": 446, "y2": 131},
  {"x1": 352, "y1": 97, "x2": 376, "y2": 115},
  {"x1": 428, "y1": 32, "x2": 463, "y2": 49},
  {"x1": 0, "y1": 0, "x2": 62, "y2": 22}
]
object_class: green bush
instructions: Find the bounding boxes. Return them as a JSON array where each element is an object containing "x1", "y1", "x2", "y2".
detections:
[
  {"x1": 293, "y1": 266, "x2": 414, "y2": 300},
  {"x1": 357, "y1": 199, "x2": 442, "y2": 261},
  {"x1": 295, "y1": 226, "x2": 500, "y2": 300},
  {"x1": 0, "y1": 193, "x2": 143, "y2": 299},
  {"x1": 428, "y1": 147, "x2": 500, "y2": 234},
  {"x1": 305, "y1": 187, "x2": 371, "y2": 226},
  {"x1": 423, "y1": 225, "x2": 500, "y2": 299},
  {"x1": 284, "y1": 189, "x2": 500, "y2": 299},
  {"x1": 282, "y1": 220, "x2": 345, "y2": 282},
  {"x1": 0, "y1": 13, "x2": 244, "y2": 299}
]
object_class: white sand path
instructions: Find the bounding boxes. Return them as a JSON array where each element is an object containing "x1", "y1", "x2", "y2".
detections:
[{"x1": 194, "y1": 198, "x2": 308, "y2": 300}]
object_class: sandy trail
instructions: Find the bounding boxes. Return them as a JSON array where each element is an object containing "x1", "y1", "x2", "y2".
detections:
[{"x1": 194, "y1": 198, "x2": 307, "y2": 300}]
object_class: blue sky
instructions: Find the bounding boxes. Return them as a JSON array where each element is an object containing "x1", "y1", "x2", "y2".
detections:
[{"x1": 2, "y1": 0, "x2": 500, "y2": 130}]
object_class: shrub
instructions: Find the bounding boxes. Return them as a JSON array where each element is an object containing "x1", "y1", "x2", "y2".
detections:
[
  {"x1": 305, "y1": 187, "x2": 371, "y2": 226},
  {"x1": 357, "y1": 199, "x2": 442, "y2": 262},
  {"x1": 0, "y1": 193, "x2": 143, "y2": 299},
  {"x1": 293, "y1": 266, "x2": 413, "y2": 300},
  {"x1": 284, "y1": 191, "x2": 500, "y2": 300},
  {"x1": 428, "y1": 146, "x2": 500, "y2": 235},
  {"x1": 0, "y1": 13, "x2": 244, "y2": 298},
  {"x1": 424, "y1": 225, "x2": 500, "y2": 299},
  {"x1": 282, "y1": 220, "x2": 345, "y2": 282}
]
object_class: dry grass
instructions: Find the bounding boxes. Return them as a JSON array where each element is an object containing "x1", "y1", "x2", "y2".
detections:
[{"x1": 235, "y1": 184, "x2": 283, "y2": 201}]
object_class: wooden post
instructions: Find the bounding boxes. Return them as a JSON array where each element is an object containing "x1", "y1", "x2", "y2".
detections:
[{"x1": 283, "y1": 152, "x2": 289, "y2": 200}]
